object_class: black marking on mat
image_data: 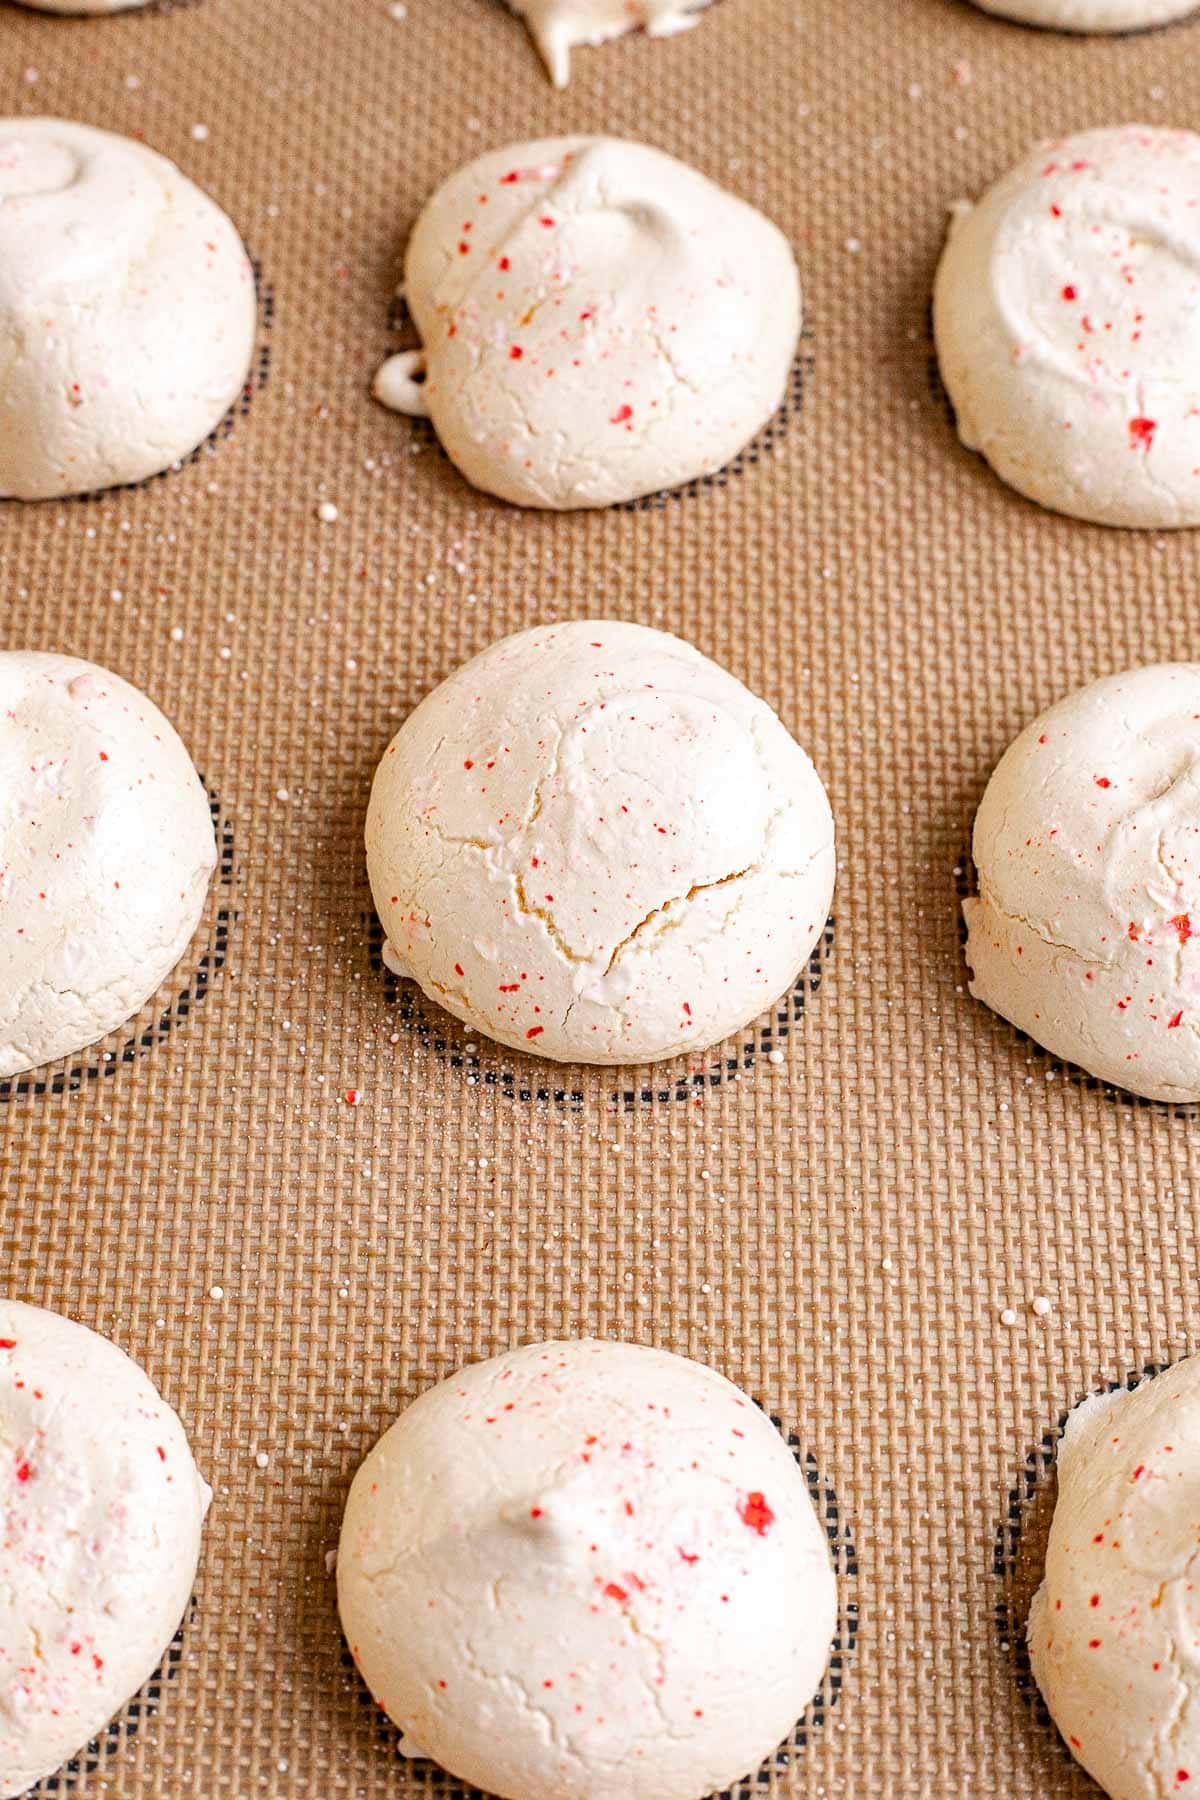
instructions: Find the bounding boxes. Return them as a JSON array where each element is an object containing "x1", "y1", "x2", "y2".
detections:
[
  {"x1": 925, "y1": 297, "x2": 957, "y2": 432},
  {"x1": 953, "y1": 846, "x2": 1197, "y2": 1117},
  {"x1": 992, "y1": 1362, "x2": 1173, "y2": 1759},
  {"x1": 70, "y1": 255, "x2": 273, "y2": 503},
  {"x1": 616, "y1": 327, "x2": 816, "y2": 513},
  {"x1": 344, "y1": 1420, "x2": 858, "y2": 1796},
  {"x1": 364, "y1": 913, "x2": 833, "y2": 1112},
  {"x1": 615, "y1": 914, "x2": 836, "y2": 1111},
  {"x1": 364, "y1": 913, "x2": 586, "y2": 1109},
  {"x1": 380, "y1": 294, "x2": 814, "y2": 510},
  {"x1": 30, "y1": 1611, "x2": 191, "y2": 1794},
  {"x1": 0, "y1": 791, "x2": 236, "y2": 1105},
  {"x1": 754, "y1": 1421, "x2": 859, "y2": 1776}
]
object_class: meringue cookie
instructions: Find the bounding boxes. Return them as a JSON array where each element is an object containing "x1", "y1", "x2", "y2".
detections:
[
  {"x1": 338, "y1": 1338, "x2": 836, "y2": 1800},
  {"x1": 0, "y1": 1300, "x2": 210, "y2": 1800},
  {"x1": 365, "y1": 620, "x2": 835, "y2": 1066},
  {"x1": 0, "y1": 118, "x2": 255, "y2": 499},
  {"x1": 970, "y1": 0, "x2": 1196, "y2": 27},
  {"x1": 934, "y1": 125, "x2": 1200, "y2": 527},
  {"x1": 511, "y1": 0, "x2": 714, "y2": 88},
  {"x1": 373, "y1": 136, "x2": 800, "y2": 510},
  {"x1": 964, "y1": 663, "x2": 1200, "y2": 1103},
  {"x1": 0, "y1": 652, "x2": 217, "y2": 1079},
  {"x1": 1029, "y1": 1357, "x2": 1200, "y2": 1798}
]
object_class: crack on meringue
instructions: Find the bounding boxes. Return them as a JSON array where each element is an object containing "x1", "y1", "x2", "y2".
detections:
[
  {"x1": 970, "y1": 878, "x2": 1112, "y2": 971},
  {"x1": 601, "y1": 864, "x2": 754, "y2": 978}
]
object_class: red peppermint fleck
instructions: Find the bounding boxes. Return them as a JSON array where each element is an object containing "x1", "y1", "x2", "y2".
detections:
[
  {"x1": 1169, "y1": 1011, "x2": 1184, "y2": 1030},
  {"x1": 539, "y1": 216, "x2": 555, "y2": 228},
  {"x1": 1090, "y1": 1594, "x2": 1100, "y2": 1607},
  {"x1": 498, "y1": 256, "x2": 511, "y2": 271},
  {"x1": 1088, "y1": 1638, "x2": 1101, "y2": 1649},
  {"x1": 1129, "y1": 416, "x2": 1157, "y2": 451},
  {"x1": 737, "y1": 1491, "x2": 775, "y2": 1535},
  {"x1": 1178, "y1": 1774, "x2": 1191, "y2": 1786},
  {"x1": 1133, "y1": 1464, "x2": 1146, "y2": 1481},
  {"x1": 0, "y1": 1340, "x2": 16, "y2": 1351},
  {"x1": 526, "y1": 1026, "x2": 544, "y2": 1040},
  {"x1": 678, "y1": 1548, "x2": 700, "y2": 1565},
  {"x1": 604, "y1": 1582, "x2": 628, "y2": 1603},
  {"x1": 458, "y1": 242, "x2": 470, "y2": 256},
  {"x1": 454, "y1": 963, "x2": 464, "y2": 977},
  {"x1": 1061, "y1": 285, "x2": 1077, "y2": 301},
  {"x1": 157, "y1": 1446, "x2": 166, "y2": 1462},
  {"x1": 1173, "y1": 915, "x2": 1194, "y2": 944},
  {"x1": 510, "y1": 346, "x2": 524, "y2": 361},
  {"x1": 463, "y1": 759, "x2": 474, "y2": 770},
  {"x1": 98, "y1": 751, "x2": 109, "y2": 762},
  {"x1": 610, "y1": 404, "x2": 633, "y2": 425},
  {"x1": 1095, "y1": 777, "x2": 1112, "y2": 789},
  {"x1": 15, "y1": 1460, "x2": 31, "y2": 1483},
  {"x1": 530, "y1": 1507, "x2": 543, "y2": 1519},
  {"x1": 500, "y1": 171, "x2": 519, "y2": 184}
]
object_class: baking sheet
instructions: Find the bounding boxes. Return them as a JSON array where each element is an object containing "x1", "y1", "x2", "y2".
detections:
[{"x1": 4, "y1": 0, "x2": 1200, "y2": 1792}]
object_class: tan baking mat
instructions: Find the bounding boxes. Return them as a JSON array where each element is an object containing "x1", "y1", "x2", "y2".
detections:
[{"x1": 3, "y1": 0, "x2": 1200, "y2": 1793}]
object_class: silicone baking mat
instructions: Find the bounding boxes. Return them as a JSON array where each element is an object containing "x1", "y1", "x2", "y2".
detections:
[{"x1": 3, "y1": 0, "x2": 1200, "y2": 1793}]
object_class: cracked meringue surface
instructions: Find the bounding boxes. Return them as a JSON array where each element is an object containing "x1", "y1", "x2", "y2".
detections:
[
  {"x1": 0, "y1": 1301, "x2": 209, "y2": 1800},
  {"x1": 0, "y1": 652, "x2": 217, "y2": 1079},
  {"x1": 337, "y1": 1338, "x2": 836, "y2": 1800},
  {"x1": 965, "y1": 664, "x2": 1200, "y2": 1103},
  {"x1": 365, "y1": 620, "x2": 835, "y2": 1066},
  {"x1": 373, "y1": 135, "x2": 800, "y2": 511},
  {"x1": 1030, "y1": 1359, "x2": 1200, "y2": 1798}
]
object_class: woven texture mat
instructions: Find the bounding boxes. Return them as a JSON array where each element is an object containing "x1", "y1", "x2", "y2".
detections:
[{"x1": 3, "y1": 0, "x2": 1200, "y2": 1793}]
